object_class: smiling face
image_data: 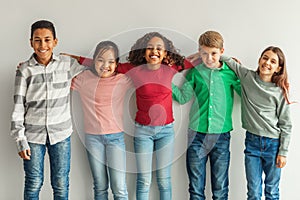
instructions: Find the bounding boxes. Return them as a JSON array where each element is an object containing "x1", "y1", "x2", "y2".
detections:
[
  {"x1": 30, "y1": 28, "x2": 57, "y2": 66},
  {"x1": 94, "y1": 49, "x2": 117, "y2": 78},
  {"x1": 199, "y1": 45, "x2": 224, "y2": 69},
  {"x1": 258, "y1": 50, "x2": 281, "y2": 82},
  {"x1": 144, "y1": 36, "x2": 167, "y2": 69}
]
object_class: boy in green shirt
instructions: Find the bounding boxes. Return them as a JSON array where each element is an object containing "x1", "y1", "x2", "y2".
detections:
[{"x1": 172, "y1": 30, "x2": 240, "y2": 200}]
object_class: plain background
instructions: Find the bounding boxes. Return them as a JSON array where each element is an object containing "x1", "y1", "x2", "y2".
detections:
[{"x1": 1, "y1": 0, "x2": 300, "y2": 199}]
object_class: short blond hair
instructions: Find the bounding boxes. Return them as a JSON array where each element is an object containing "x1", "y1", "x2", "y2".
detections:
[{"x1": 198, "y1": 31, "x2": 224, "y2": 49}]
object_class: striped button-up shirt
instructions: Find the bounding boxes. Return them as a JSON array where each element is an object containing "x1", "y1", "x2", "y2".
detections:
[{"x1": 11, "y1": 54, "x2": 85, "y2": 152}]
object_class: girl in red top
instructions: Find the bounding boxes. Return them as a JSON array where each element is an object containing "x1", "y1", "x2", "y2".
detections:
[{"x1": 123, "y1": 32, "x2": 191, "y2": 200}]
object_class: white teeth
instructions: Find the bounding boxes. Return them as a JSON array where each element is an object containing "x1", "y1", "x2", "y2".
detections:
[
  {"x1": 39, "y1": 50, "x2": 47, "y2": 53},
  {"x1": 151, "y1": 55, "x2": 158, "y2": 58},
  {"x1": 101, "y1": 69, "x2": 110, "y2": 72}
]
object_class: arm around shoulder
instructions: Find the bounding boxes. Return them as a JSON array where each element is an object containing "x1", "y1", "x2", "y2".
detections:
[{"x1": 221, "y1": 55, "x2": 250, "y2": 78}]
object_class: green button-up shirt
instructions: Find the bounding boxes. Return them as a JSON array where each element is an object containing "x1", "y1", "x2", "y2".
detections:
[{"x1": 172, "y1": 62, "x2": 240, "y2": 134}]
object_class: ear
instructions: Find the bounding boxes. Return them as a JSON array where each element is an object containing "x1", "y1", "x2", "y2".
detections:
[
  {"x1": 30, "y1": 39, "x2": 33, "y2": 48},
  {"x1": 276, "y1": 66, "x2": 282, "y2": 73},
  {"x1": 53, "y1": 38, "x2": 58, "y2": 47},
  {"x1": 220, "y1": 47, "x2": 225, "y2": 54}
]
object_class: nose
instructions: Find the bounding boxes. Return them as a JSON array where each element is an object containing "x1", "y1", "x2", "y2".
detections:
[
  {"x1": 266, "y1": 59, "x2": 271, "y2": 65},
  {"x1": 103, "y1": 61, "x2": 110, "y2": 69},
  {"x1": 40, "y1": 40, "x2": 46, "y2": 48},
  {"x1": 207, "y1": 54, "x2": 213, "y2": 61}
]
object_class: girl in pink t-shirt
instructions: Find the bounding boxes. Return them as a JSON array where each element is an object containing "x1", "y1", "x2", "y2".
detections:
[{"x1": 72, "y1": 41, "x2": 131, "y2": 200}]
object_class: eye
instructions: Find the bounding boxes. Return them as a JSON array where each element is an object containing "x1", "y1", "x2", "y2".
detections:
[
  {"x1": 146, "y1": 47, "x2": 154, "y2": 51},
  {"x1": 271, "y1": 60, "x2": 277, "y2": 64}
]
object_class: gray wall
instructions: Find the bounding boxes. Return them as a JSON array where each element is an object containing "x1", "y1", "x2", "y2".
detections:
[{"x1": 1, "y1": 0, "x2": 300, "y2": 199}]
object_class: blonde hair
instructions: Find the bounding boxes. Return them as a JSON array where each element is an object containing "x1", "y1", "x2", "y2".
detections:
[{"x1": 198, "y1": 30, "x2": 224, "y2": 49}]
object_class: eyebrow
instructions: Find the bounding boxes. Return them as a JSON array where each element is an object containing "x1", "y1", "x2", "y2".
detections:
[
  {"x1": 263, "y1": 55, "x2": 277, "y2": 61},
  {"x1": 96, "y1": 57, "x2": 116, "y2": 61},
  {"x1": 33, "y1": 36, "x2": 52, "y2": 39},
  {"x1": 147, "y1": 43, "x2": 164, "y2": 47}
]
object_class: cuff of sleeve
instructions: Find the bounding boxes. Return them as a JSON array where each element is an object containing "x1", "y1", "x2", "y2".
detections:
[
  {"x1": 278, "y1": 149, "x2": 288, "y2": 157},
  {"x1": 78, "y1": 56, "x2": 85, "y2": 64},
  {"x1": 17, "y1": 139, "x2": 30, "y2": 152},
  {"x1": 79, "y1": 56, "x2": 93, "y2": 67}
]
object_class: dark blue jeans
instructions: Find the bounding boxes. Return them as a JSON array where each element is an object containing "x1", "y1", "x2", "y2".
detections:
[
  {"x1": 244, "y1": 131, "x2": 281, "y2": 200},
  {"x1": 186, "y1": 129, "x2": 230, "y2": 200},
  {"x1": 23, "y1": 136, "x2": 71, "y2": 200}
]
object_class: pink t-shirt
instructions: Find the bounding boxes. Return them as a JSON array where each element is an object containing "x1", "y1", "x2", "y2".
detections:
[{"x1": 72, "y1": 70, "x2": 132, "y2": 134}]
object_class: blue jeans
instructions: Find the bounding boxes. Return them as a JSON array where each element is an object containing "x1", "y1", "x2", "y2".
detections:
[
  {"x1": 186, "y1": 129, "x2": 231, "y2": 200},
  {"x1": 85, "y1": 132, "x2": 128, "y2": 200},
  {"x1": 244, "y1": 131, "x2": 281, "y2": 200},
  {"x1": 23, "y1": 136, "x2": 71, "y2": 200},
  {"x1": 134, "y1": 122, "x2": 174, "y2": 200}
]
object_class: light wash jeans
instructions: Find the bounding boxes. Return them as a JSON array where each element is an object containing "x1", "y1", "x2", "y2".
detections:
[
  {"x1": 85, "y1": 132, "x2": 128, "y2": 200},
  {"x1": 186, "y1": 129, "x2": 231, "y2": 200},
  {"x1": 134, "y1": 122, "x2": 174, "y2": 200},
  {"x1": 23, "y1": 136, "x2": 71, "y2": 200},
  {"x1": 244, "y1": 131, "x2": 281, "y2": 200}
]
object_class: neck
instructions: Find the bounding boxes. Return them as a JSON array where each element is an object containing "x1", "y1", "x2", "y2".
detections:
[
  {"x1": 146, "y1": 63, "x2": 161, "y2": 70},
  {"x1": 259, "y1": 74, "x2": 272, "y2": 82},
  {"x1": 34, "y1": 54, "x2": 52, "y2": 66}
]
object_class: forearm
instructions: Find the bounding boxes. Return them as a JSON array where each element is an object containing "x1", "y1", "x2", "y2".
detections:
[
  {"x1": 172, "y1": 83, "x2": 193, "y2": 104},
  {"x1": 11, "y1": 71, "x2": 29, "y2": 152}
]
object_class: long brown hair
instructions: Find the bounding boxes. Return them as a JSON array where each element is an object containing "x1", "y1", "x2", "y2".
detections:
[{"x1": 257, "y1": 46, "x2": 290, "y2": 103}]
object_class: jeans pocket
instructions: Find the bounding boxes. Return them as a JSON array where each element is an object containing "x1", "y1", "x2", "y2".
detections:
[
  {"x1": 187, "y1": 129, "x2": 197, "y2": 145},
  {"x1": 220, "y1": 132, "x2": 231, "y2": 141}
]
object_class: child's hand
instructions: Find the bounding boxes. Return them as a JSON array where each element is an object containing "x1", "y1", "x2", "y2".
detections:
[
  {"x1": 276, "y1": 155, "x2": 287, "y2": 168},
  {"x1": 17, "y1": 62, "x2": 24, "y2": 68},
  {"x1": 187, "y1": 52, "x2": 202, "y2": 66},
  {"x1": 232, "y1": 57, "x2": 242, "y2": 64},
  {"x1": 18, "y1": 149, "x2": 31, "y2": 160}
]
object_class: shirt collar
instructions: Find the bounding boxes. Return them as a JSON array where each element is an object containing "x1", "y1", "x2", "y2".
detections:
[
  {"x1": 28, "y1": 53, "x2": 60, "y2": 66},
  {"x1": 201, "y1": 61, "x2": 226, "y2": 71}
]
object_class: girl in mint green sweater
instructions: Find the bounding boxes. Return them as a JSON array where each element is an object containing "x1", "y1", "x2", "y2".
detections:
[{"x1": 222, "y1": 46, "x2": 292, "y2": 200}]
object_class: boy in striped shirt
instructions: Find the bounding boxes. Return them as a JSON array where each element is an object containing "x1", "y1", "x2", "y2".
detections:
[{"x1": 11, "y1": 20, "x2": 85, "y2": 199}]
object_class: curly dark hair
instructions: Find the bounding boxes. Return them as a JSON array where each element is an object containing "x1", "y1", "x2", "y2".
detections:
[{"x1": 127, "y1": 32, "x2": 185, "y2": 70}]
